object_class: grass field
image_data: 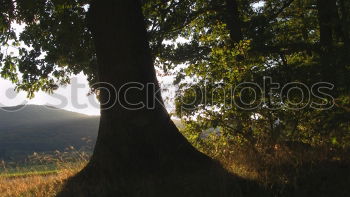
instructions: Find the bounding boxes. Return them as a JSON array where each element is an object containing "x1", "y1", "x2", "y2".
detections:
[
  {"x1": 0, "y1": 162, "x2": 85, "y2": 197},
  {"x1": 0, "y1": 150, "x2": 89, "y2": 197},
  {"x1": 0, "y1": 146, "x2": 349, "y2": 197},
  {"x1": 1, "y1": 158, "x2": 349, "y2": 197}
]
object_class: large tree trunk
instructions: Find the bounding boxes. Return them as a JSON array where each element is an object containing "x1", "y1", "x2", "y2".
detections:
[
  {"x1": 339, "y1": 0, "x2": 350, "y2": 48},
  {"x1": 316, "y1": 0, "x2": 339, "y2": 85},
  {"x1": 56, "y1": 0, "x2": 262, "y2": 196},
  {"x1": 87, "y1": 0, "x2": 209, "y2": 175},
  {"x1": 224, "y1": 0, "x2": 243, "y2": 44},
  {"x1": 317, "y1": 0, "x2": 336, "y2": 49}
]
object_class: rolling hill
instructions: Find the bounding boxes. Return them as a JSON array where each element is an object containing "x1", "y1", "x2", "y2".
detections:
[{"x1": 0, "y1": 105, "x2": 99, "y2": 161}]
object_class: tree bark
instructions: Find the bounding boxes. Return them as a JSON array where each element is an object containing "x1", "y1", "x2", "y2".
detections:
[
  {"x1": 56, "y1": 0, "x2": 262, "y2": 196},
  {"x1": 87, "y1": 0, "x2": 208, "y2": 176},
  {"x1": 224, "y1": 0, "x2": 243, "y2": 44},
  {"x1": 317, "y1": 0, "x2": 337, "y2": 49},
  {"x1": 316, "y1": 0, "x2": 338, "y2": 84},
  {"x1": 339, "y1": 0, "x2": 350, "y2": 48}
]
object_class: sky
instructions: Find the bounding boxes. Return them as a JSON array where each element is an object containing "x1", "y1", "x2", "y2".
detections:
[
  {"x1": 0, "y1": 71, "x2": 177, "y2": 116},
  {"x1": 1, "y1": 2, "x2": 266, "y2": 115},
  {"x1": 0, "y1": 22, "x2": 180, "y2": 116},
  {"x1": 0, "y1": 23, "x2": 100, "y2": 115},
  {"x1": 0, "y1": 73, "x2": 101, "y2": 115}
]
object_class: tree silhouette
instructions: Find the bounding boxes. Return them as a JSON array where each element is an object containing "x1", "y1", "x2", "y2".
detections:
[
  {"x1": 0, "y1": 0, "x2": 266, "y2": 196},
  {"x1": 1, "y1": 0, "x2": 349, "y2": 196}
]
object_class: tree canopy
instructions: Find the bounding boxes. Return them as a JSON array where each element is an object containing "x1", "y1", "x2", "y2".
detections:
[
  {"x1": 1, "y1": 0, "x2": 350, "y2": 196},
  {"x1": 1, "y1": 0, "x2": 94, "y2": 97},
  {"x1": 145, "y1": 0, "x2": 350, "y2": 148},
  {"x1": 1, "y1": 0, "x2": 350, "y2": 153}
]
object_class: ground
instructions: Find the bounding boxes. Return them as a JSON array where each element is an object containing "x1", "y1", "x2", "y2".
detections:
[{"x1": 1, "y1": 147, "x2": 349, "y2": 197}]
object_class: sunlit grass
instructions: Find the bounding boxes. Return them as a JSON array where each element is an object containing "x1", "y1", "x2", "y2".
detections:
[
  {"x1": 0, "y1": 142, "x2": 349, "y2": 197},
  {"x1": 0, "y1": 149, "x2": 88, "y2": 197},
  {"x1": 0, "y1": 164, "x2": 84, "y2": 197}
]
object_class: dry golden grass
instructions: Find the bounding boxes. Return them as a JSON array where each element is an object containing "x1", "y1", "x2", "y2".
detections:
[
  {"x1": 0, "y1": 145, "x2": 349, "y2": 197},
  {"x1": 0, "y1": 163, "x2": 85, "y2": 197}
]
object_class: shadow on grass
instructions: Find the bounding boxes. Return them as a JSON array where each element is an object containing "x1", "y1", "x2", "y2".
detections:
[
  {"x1": 270, "y1": 160, "x2": 350, "y2": 197},
  {"x1": 56, "y1": 158, "x2": 270, "y2": 197}
]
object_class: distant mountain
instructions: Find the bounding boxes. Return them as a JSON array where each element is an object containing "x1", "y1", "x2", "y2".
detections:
[{"x1": 0, "y1": 105, "x2": 99, "y2": 161}]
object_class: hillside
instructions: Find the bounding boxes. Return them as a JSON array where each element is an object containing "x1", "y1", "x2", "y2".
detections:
[{"x1": 0, "y1": 105, "x2": 99, "y2": 161}]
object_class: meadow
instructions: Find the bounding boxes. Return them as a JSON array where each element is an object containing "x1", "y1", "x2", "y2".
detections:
[
  {"x1": 0, "y1": 150, "x2": 88, "y2": 197},
  {"x1": 1, "y1": 142, "x2": 349, "y2": 197}
]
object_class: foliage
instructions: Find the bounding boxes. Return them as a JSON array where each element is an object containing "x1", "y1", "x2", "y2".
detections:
[
  {"x1": 147, "y1": 0, "x2": 350, "y2": 149},
  {"x1": 0, "y1": 0, "x2": 95, "y2": 97},
  {"x1": 1, "y1": 0, "x2": 350, "y2": 188}
]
